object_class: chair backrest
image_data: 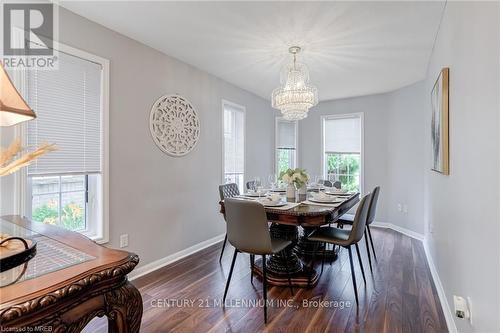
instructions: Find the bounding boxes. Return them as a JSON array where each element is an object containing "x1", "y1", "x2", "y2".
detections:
[
  {"x1": 366, "y1": 186, "x2": 380, "y2": 225},
  {"x1": 332, "y1": 181, "x2": 342, "y2": 189},
  {"x1": 224, "y1": 198, "x2": 273, "y2": 254},
  {"x1": 246, "y1": 180, "x2": 256, "y2": 190},
  {"x1": 219, "y1": 183, "x2": 240, "y2": 201},
  {"x1": 347, "y1": 193, "x2": 372, "y2": 244},
  {"x1": 323, "y1": 180, "x2": 333, "y2": 187}
]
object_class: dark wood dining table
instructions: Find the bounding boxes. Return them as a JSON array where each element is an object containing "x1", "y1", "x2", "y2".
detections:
[{"x1": 219, "y1": 193, "x2": 360, "y2": 287}]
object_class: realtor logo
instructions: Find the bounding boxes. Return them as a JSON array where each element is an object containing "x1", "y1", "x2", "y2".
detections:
[{"x1": 3, "y1": 3, "x2": 54, "y2": 56}]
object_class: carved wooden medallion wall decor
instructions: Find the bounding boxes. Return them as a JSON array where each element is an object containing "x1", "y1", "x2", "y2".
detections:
[{"x1": 149, "y1": 95, "x2": 201, "y2": 157}]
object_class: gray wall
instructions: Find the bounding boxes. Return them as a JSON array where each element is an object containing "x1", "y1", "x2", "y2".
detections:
[
  {"x1": 0, "y1": 7, "x2": 275, "y2": 269},
  {"x1": 299, "y1": 82, "x2": 426, "y2": 234},
  {"x1": 423, "y1": 2, "x2": 500, "y2": 332},
  {"x1": 425, "y1": 2, "x2": 500, "y2": 332},
  {"x1": 386, "y1": 82, "x2": 426, "y2": 234}
]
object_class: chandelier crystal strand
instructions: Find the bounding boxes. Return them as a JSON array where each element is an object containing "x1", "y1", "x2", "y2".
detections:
[{"x1": 272, "y1": 46, "x2": 318, "y2": 121}]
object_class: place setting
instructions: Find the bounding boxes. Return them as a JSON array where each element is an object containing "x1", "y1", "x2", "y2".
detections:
[{"x1": 302, "y1": 191, "x2": 347, "y2": 208}]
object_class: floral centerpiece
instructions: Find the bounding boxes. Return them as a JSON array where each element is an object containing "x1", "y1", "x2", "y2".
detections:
[{"x1": 280, "y1": 168, "x2": 309, "y2": 199}]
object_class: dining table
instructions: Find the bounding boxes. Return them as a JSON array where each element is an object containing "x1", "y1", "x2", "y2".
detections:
[{"x1": 219, "y1": 191, "x2": 360, "y2": 288}]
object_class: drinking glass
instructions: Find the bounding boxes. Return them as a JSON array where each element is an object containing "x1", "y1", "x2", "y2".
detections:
[
  {"x1": 255, "y1": 177, "x2": 263, "y2": 195},
  {"x1": 268, "y1": 174, "x2": 277, "y2": 190}
]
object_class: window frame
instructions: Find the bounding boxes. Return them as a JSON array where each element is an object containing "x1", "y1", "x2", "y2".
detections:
[
  {"x1": 321, "y1": 113, "x2": 364, "y2": 194},
  {"x1": 274, "y1": 116, "x2": 298, "y2": 175},
  {"x1": 221, "y1": 99, "x2": 246, "y2": 190},
  {"x1": 18, "y1": 41, "x2": 110, "y2": 244}
]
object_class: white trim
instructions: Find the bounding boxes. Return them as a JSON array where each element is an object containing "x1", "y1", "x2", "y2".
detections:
[
  {"x1": 423, "y1": 239, "x2": 458, "y2": 333},
  {"x1": 221, "y1": 99, "x2": 246, "y2": 189},
  {"x1": 129, "y1": 233, "x2": 226, "y2": 281},
  {"x1": 274, "y1": 116, "x2": 298, "y2": 175},
  {"x1": 371, "y1": 222, "x2": 424, "y2": 241},
  {"x1": 20, "y1": 41, "x2": 110, "y2": 244},
  {"x1": 320, "y1": 113, "x2": 364, "y2": 194}
]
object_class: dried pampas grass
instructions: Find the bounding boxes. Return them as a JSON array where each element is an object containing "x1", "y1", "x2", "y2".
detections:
[{"x1": 0, "y1": 138, "x2": 56, "y2": 177}]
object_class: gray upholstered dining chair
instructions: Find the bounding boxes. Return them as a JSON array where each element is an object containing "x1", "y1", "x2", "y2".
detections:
[
  {"x1": 321, "y1": 180, "x2": 341, "y2": 189},
  {"x1": 307, "y1": 193, "x2": 372, "y2": 305},
  {"x1": 218, "y1": 183, "x2": 240, "y2": 262},
  {"x1": 246, "y1": 180, "x2": 256, "y2": 191},
  {"x1": 323, "y1": 180, "x2": 333, "y2": 187},
  {"x1": 223, "y1": 198, "x2": 294, "y2": 324},
  {"x1": 337, "y1": 186, "x2": 380, "y2": 271}
]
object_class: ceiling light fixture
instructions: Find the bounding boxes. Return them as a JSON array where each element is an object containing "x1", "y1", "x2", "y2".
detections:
[{"x1": 272, "y1": 46, "x2": 318, "y2": 121}]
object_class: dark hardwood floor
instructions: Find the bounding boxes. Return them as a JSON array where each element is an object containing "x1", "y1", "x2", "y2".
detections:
[{"x1": 83, "y1": 227, "x2": 448, "y2": 333}]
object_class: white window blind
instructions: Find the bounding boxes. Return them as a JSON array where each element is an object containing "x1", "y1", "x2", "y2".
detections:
[
  {"x1": 223, "y1": 104, "x2": 245, "y2": 176},
  {"x1": 276, "y1": 119, "x2": 296, "y2": 149},
  {"x1": 26, "y1": 51, "x2": 103, "y2": 176},
  {"x1": 324, "y1": 116, "x2": 361, "y2": 153}
]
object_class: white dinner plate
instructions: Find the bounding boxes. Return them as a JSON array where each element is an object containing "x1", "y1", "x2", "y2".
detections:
[
  {"x1": 309, "y1": 198, "x2": 343, "y2": 204},
  {"x1": 262, "y1": 201, "x2": 287, "y2": 207},
  {"x1": 325, "y1": 191, "x2": 350, "y2": 196},
  {"x1": 244, "y1": 192, "x2": 267, "y2": 197}
]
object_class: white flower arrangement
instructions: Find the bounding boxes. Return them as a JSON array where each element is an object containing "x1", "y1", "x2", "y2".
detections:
[{"x1": 279, "y1": 168, "x2": 309, "y2": 188}]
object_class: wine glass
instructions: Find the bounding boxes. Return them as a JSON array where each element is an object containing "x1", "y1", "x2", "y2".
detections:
[
  {"x1": 255, "y1": 177, "x2": 263, "y2": 195},
  {"x1": 268, "y1": 174, "x2": 277, "y2": 190},
  {"x1": 317, "y1": 177, "x2": 325, "y2": 191},
  {"x1": 312, "y1": 175, "x2": 323, "y2": 191}
]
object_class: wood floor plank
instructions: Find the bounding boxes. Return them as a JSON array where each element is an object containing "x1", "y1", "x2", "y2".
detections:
[{"x1": 83, "y1": 227, "x2": 448, "y2": 333}]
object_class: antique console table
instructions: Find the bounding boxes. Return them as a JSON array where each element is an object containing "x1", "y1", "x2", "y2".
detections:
[
  {"x1": 219, "y1": 193, "x2": 359, "y2": 288},
  {"x1": 0, "y1": 215, "x2": 142, "y2": 333}
]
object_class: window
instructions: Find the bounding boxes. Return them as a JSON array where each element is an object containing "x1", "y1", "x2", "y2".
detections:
[
  {"x1": 322, "y1": 114, "x2": 363, "y2": 193},
  {"x1": 222, "y1": 101, "x2": 245, "y2": 190},
  {"x1": 275, "y1": 117, "x2": 297, "y2": 176},
  {"x1": 22, "y1": 44, "x2": 109, "y2": 242}
]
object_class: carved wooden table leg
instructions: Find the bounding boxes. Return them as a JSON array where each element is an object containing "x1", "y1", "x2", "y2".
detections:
[
  {"x1": 106, "y1": 281, "x2": 143, "y2": 333},
  {"x1": 252, "y1": 223, "x2": 319, "y2": 288}
]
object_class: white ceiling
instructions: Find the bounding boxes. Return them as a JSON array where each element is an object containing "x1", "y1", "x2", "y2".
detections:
[{"x1": 60, "y1": 1, "x2": 445, "y2": 101}]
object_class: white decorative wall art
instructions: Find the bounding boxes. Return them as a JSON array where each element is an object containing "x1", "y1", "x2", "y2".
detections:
[{"x1": 149, "y1": 94, "x2": 201, "y2": 157}]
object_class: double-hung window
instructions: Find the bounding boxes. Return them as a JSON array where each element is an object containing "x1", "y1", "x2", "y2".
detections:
[
  {"x1": 222, "y1": 101, "x2": 245, "y2": 191},
  {"x1": 275, "y1": 117, "x2": 297, "y2": 176},
  {"x1": 22, "y1": 45, "x2": 109, "y2": 242},
  {"x1": 322, "y1": 114, "x2": 363, "y2": 193}
]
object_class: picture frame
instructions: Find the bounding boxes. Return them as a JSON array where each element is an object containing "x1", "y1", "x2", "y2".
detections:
[{"x1": 431, "y1": 67, "x2": 449, "y2": 175}]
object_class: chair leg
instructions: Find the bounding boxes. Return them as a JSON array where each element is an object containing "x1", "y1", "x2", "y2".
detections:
[
  {"x1": 367, "y1": 225, "x2": 377, "y2": 261},
  {"x1": 364, "y1": 229, "x2": 373, "y2": 272},
  {"x1": 281, "y1": 251, "x2": 294, "y2": 296},
  {"x1": 355, "y1": 243, "x2": 366, "y2": 285},
  {"x1": 307, "y1": 241, "x2": 320, "y2": 288},
  {"x1": 219, "y1": 234, "x2": 228, "y2": 263},
  {"x1": 250, "y1": 254, "x2": 255, "y2": 282},
  {"x1": 321, "y1": 242, "x2": 327, "y2": 275},
  {"x1": 262, "y1": 254, "x2": 268, "y2": 324},
  {"x1": 223, "y1": 249, "x2": 238, "y2": 304},
  {"x1": 347, "y1": 246, "x2": 359, "y2": 305}
]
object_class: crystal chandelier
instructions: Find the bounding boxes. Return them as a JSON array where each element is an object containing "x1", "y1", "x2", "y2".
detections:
[{"x1": 272, "y1": 46, "x2": 318, "y2": 121}]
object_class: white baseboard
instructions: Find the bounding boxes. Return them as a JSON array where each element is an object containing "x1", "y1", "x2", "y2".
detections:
[
  {"x1": 129, "y1": 233, "x2": 226, "y2": 281},
  {"x1": 340, "y1": 213, "x2": 425, "y2": 241},
  {"x1": 371, "y1": 221, "x2": 424, "y2": 241},
  {"x1": 423, "y1": 239, "x2": 458, "y2": 333}
]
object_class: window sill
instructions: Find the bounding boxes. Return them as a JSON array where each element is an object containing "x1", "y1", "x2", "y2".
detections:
[{"x1": 85, "y1": 232, "x2": 109, "y2": 245}]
